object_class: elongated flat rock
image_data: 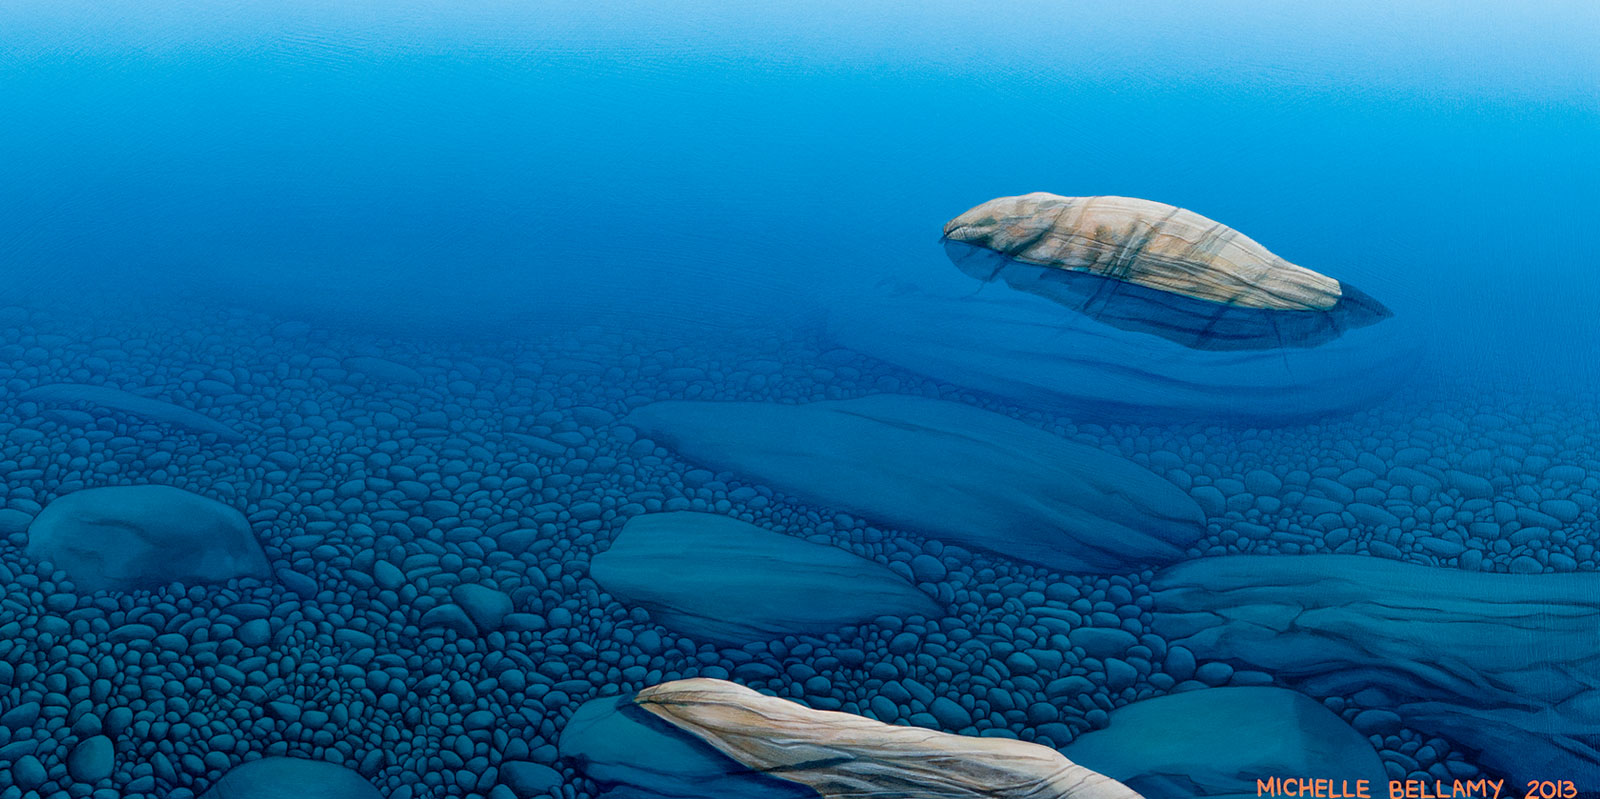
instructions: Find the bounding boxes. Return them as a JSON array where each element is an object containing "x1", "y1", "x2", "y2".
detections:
[
  {"x1": 563, "y1": 678, "x2": 1141, "y2": 799},
  {"x1": 1150, "y1": 555, "x2": 1600, "y2": 784},
  {"x1": 591, "y1": 512, "x2": 939, "y2": 645},
  {"x1": 941, "y1": 194, "x2": 1390, "y2": 350},
  {"x1": 1061, "y1": 687, "x2": 1385, "y2": 798},
  {"x1": 945, "y1": 194, "x2": 1341, "y2": 311},
  {"x1": 624, "y1": 396, "x2": 1203, "y2": 573},
  {"x1": 828, "y1": 281, "x2": 1416, "y2": 424},
  {"x1": 20, "y1": 382, "x2": 244, "y2": 441}
]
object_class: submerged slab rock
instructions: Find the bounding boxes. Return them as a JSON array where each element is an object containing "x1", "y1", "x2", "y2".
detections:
[
  {"x1": 560, "y1": 691, "x2": 820, "y2": 799},
  {"x1": 20, "y1": 383, "x2": 244, "y2": 441},
  {"x1": 942, "y1": 194, "x2": 1390, "y2": 350},
  {"x1": 198, "y1": 757, "x2": 384, "y2": 799},
  {"x1": 564, "y1": 678, "x2": 1140, "y2": 799},
  {"x1": 829, "y1": 281, "x2": 1415, "y2": 425},
  {"x1": 624, "y1": 396, "x2": 1202, "y2": 574},
  {"x1": 27, "y1": 485, "x2": 269, "y2": 592},
  {"x1": 1151, "y1": 555, "x2": 1600, "y2": 784},
  {"x1": 592, "y1": 512, "x2": 938, "y2": 645},
  {"x1": 1062, "y1": 687, "x2": 1386, "y2": 798}
]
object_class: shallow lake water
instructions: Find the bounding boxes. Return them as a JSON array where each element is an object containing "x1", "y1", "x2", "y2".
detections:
[{"x1": 1, "y1": 1, "x2": 1598, "y2": 798}]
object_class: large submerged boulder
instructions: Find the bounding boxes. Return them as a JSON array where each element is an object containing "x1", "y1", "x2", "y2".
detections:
[
  {"x1": 942, "y1": 193, "x2": 1391, "y2": 350},
  {"x1": 198, "y1": 757, "x2": 384, "y2": 799},
  {"x1": 828, "y1": 278, "x2": 1417, "y2": 425},
  {"x1": 591, "y1": 512, "x2": 939, "y2": 645},
  {"x1": 624, "y1": 395, "x2": 1204, "y2": 573},
  {"x1": 27, "y1": 485, "x2": 270, "y2": 592},
  {"x1": 1062, "y1": 687, "x2": 1386, "y2": 798},
  {"x1": 562, "y1": 678, "x2": 1140, "y2": 799},
  {"x1": 1151, "y1": 555, "x2": 1600, "y2": 784}
]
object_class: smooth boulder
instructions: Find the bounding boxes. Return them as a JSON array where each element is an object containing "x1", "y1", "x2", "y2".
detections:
[
  {"x1": 1062, "y1": 687, "x2": 1386, "y2": 798},
  {"x1": 198, "y1": 757, "x2": 384, "y2": 799},
  {"x1": 829, "y1": 279, "x2": 1416, "y2": 425},
  {"x1": 1151, "y1": 555, "x2": 1600, "y2": 784},
  {"x1": 563, "y1": 678, "x2": 1140, "y2": 799},
  {"x1": 941, "y1": 193, "x2": 1390, "y2": 350},
  {"x1": 27, "y1": 485, "x2": 270, "y2": 591},
  {"x1": 623, "y1": 396, "x2": 1203, "y2": 573},
  {"x1": 591, "y1": 512, "x2": 938, "y2": 645}
]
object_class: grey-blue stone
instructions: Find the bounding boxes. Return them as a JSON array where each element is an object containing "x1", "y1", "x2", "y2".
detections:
[
  {"x1": 1104, "y1": 658, "x2": 1138, "y2": 690},
  {"x1": 1068, "y1": 627, "x2": 1137, "y2": 659},
  {"x1": 0, "y1": 509, "x2": 32, "y2": 537},
  {"x1": 238, "y1": 619, "x2": 272, "y2": 647},
  {"x1": 198, "y1": 756, "x2": 384, "y2": 799},
  {"x1": 277, "y1": 569, "x2": 318, "y2": 599},
  {"x1": 373, "y1": 561, "x2": 405, "y2": 591},
  {"x1": 908, "y1": 554, "x2": 946, "y2": 582},
  {"x1": 19, "y1": 383, "x2": 245, "y2": 441},
  {"x1": 1153, "y1": 554, "x2": 1600, "y2": 784},
  {"x1": 558, "y1": 694, "x2": 815, "y2": 799},
  {"x1": 2, "y1": 702, "x2": 41, "y2": 729},
  {"x1": 927, "y1": 696, "x2": 973, "y2": 730},
  {"x1": 27, "y1": 485, "x2": 269, "y2": 592},
  {"x1": 829, "y1": 281, "x2": 1417, "y2": 424},
  {"x1": 12, "y1": 754, "x2": 46, "y2": 790},
  {"x1": 452, "y1": 583, "x2": 513, "y2": 632},
  {"x1": 590, "y1": 512, "x2": 938, "y2": 645},
  {"x1": 1062, "y1": 688, "x2": 1386, "y2": 798},
  {"x1": 420, "y1": 604, "x2": 478, "y2": 637},
  {"x1": 68, "y1": 734, "x2": 114, "y2": 782},
  {"x1": 1351, "y1": 709, "x2": 1403, "y2": 736},
  {"x1": 1004, "y1": 651, "x2": 1039, "y2": 676},
  {"x1": 624, "y1": 396, "x2": 1203, "y2": 573},
  {"x1": 498, "y1": 761, "x2": 562, "y2": 796}
]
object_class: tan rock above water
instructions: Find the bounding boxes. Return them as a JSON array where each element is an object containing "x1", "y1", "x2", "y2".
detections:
[
  {"x1": 633, "y1": 678, "x2": 1144, "y2": 798},
  {"x1": 942, "y1": 193, "x2": 1341, "y2": 311}
]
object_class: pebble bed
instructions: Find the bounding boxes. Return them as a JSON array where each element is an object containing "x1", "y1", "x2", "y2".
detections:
[{"x1": 2, "y1": 300, "x2": 1588, "y2": 798}]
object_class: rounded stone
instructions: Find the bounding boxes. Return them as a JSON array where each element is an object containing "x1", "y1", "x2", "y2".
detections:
[
  {"x1": 26, "y1": 485, "x2": 269, "y2": 591},
  {"x1": 198, "y1": 756, "x2": 384, "y2": 799}
]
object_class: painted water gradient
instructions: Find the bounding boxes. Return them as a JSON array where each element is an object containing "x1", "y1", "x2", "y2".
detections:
[{"x1": 0, "y1": 2, "x2": 1597, "y2": 798}]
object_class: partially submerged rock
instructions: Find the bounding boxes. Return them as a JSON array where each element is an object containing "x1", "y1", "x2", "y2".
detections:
[
  {"x1": 1151, "y1": 555, "x2": 1600, "y2": 784},
  {"x1": 942, "y1": 194, "x2": 1390, "y2": 350},
  {"x1": 591, "y1": 512, "x2": 939, "y2": 644},
  {"x1": 27, "y1": 485, "x2": 270, "y2": 591},
  {"x1": 198, "y1": 757, "x2": 384, "y2": 799},
  {"x1": 1062, "y1": 687, "x2": 1386, "y2": 798},
  {"x1": 624, "y1": 395, "x2": 1203, "y2": 573},
  {"x1": 563, "y1": 678, "x2": 1140, "y2": 799}
]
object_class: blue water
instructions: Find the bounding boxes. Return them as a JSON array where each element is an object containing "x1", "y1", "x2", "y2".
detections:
[{"x1": 1, "y1": 1, "x2": 1598, "y2": 797}]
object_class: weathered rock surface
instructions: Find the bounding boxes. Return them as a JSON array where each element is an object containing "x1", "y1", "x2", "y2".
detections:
[
  {"x1": 944, "y1": 194, "x2": 1343, "y2": 310},
  {"x1": 1062, "y1": 687, "x2": 1386, "y2": 798},
  {"x1": 591, "y1": 512, "x2": 938, "y2": 645},
  {"x1": 940, "y1": 194, "x2": 1390, "y2": 350},
  {"x1": 624, "y1": 396, "x2": 1203, "y2": 573},
  {"x1": 20, "y1": 382, "x2": 245, "y2": 441},
  {"x1": 27, "y1": 485, "x2": 270, "y2": 591},
  {"x1": 564, "y1": 678, "x2": 1141, "y2": 799},
  {"x1": 1151, "y1": 555, "x2": 1600, "y2": 784},
  {"x1": 197, "y1": 757, "x2": 385, "y2": 799},
  {"x1": 829, "y1": 280, "x2": 1415, "y2": 424}
]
